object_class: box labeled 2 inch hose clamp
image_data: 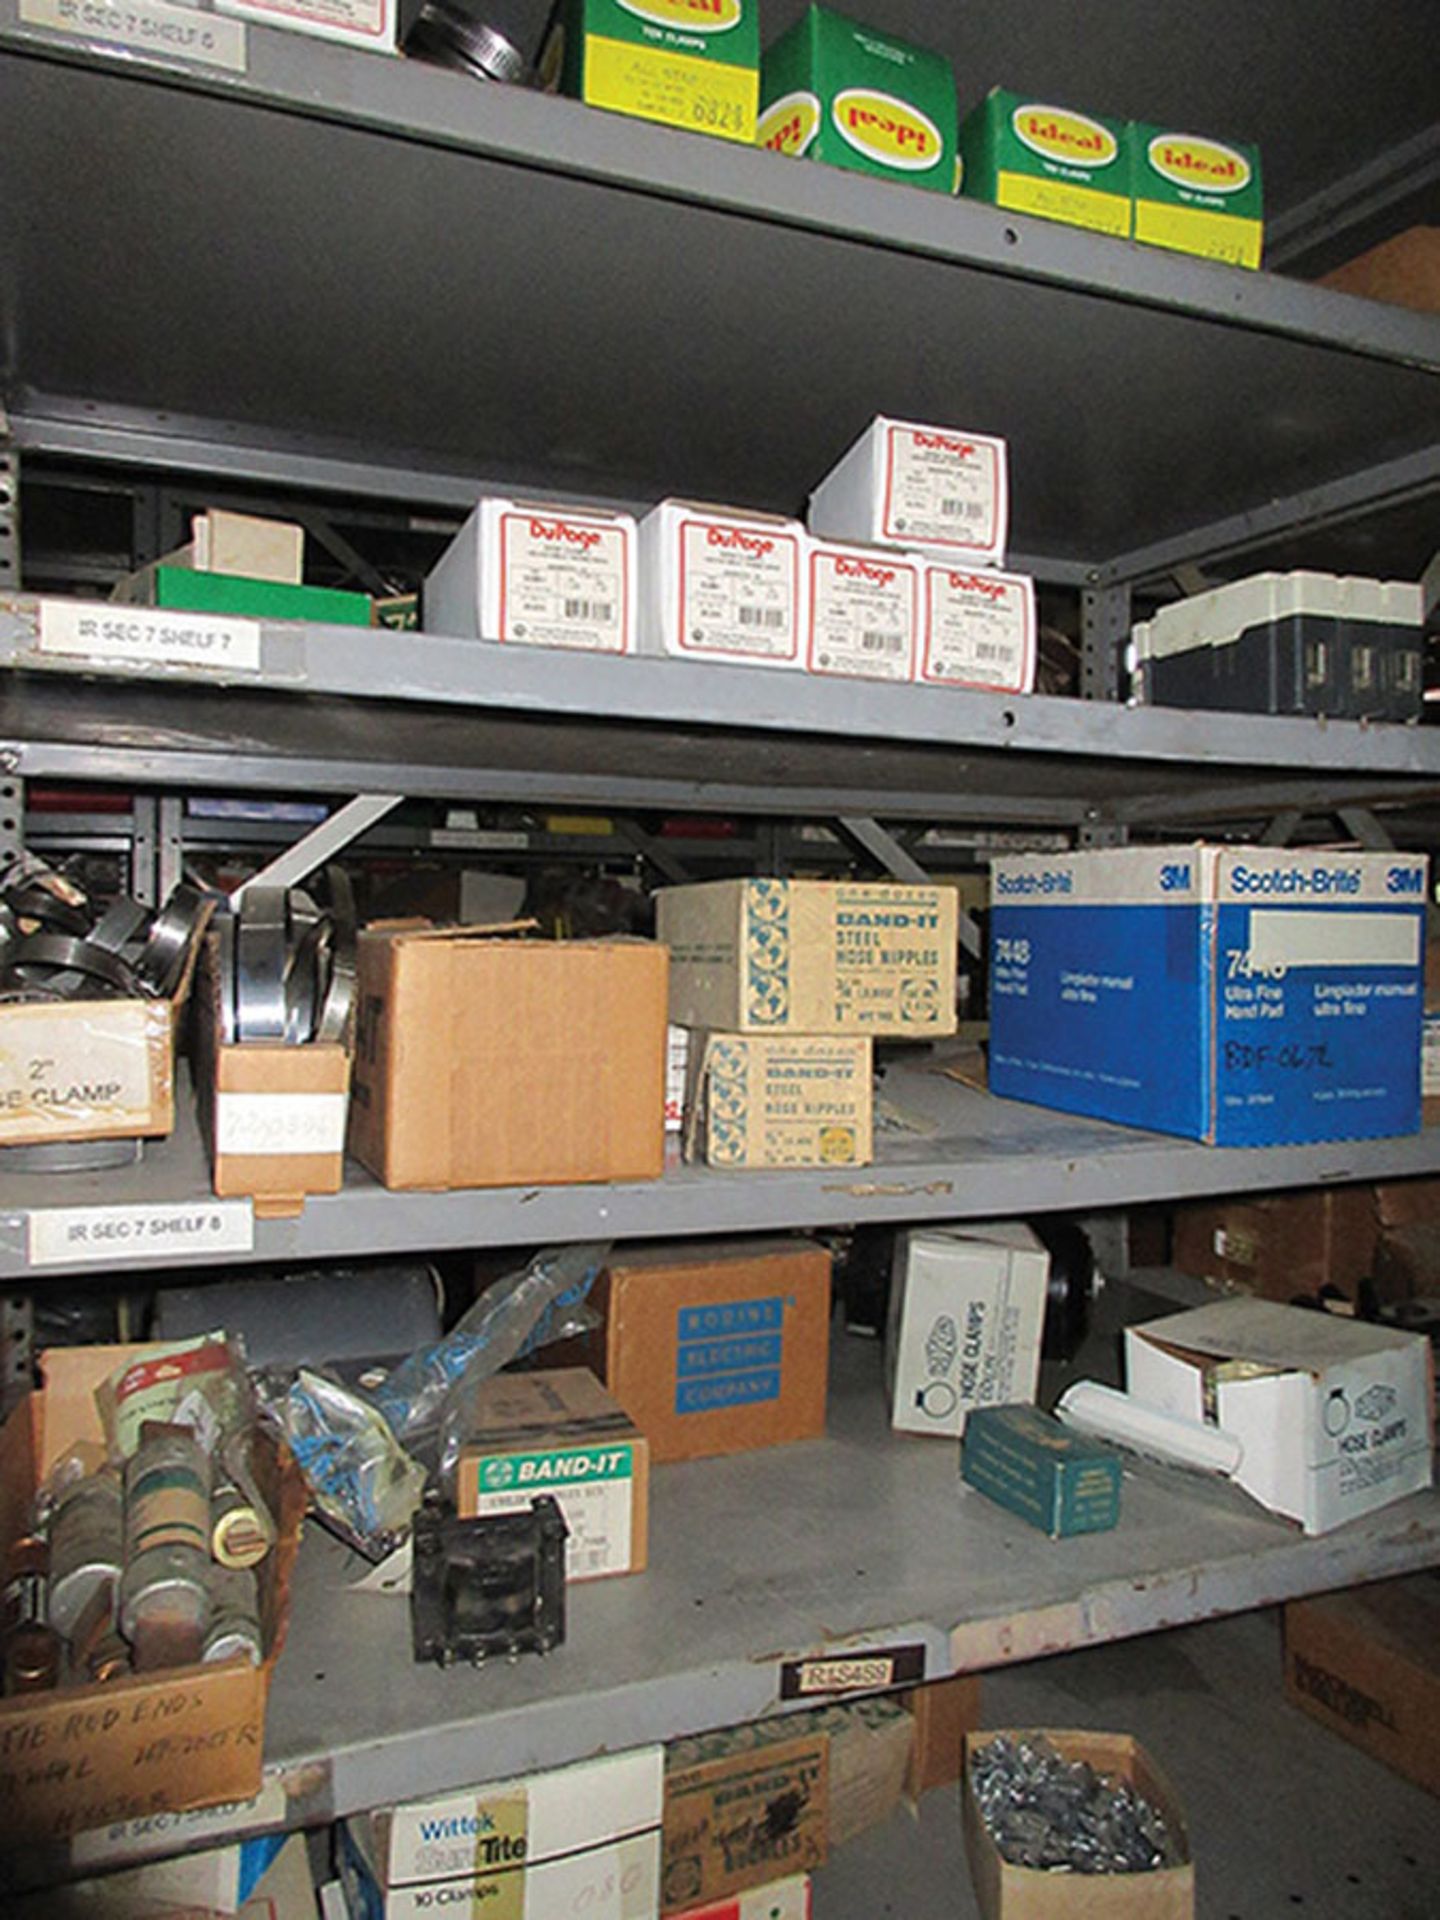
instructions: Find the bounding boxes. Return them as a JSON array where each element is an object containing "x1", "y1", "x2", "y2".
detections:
[{"x1": 989, "y1": 845, "x2": 1426, "y2": 1146}]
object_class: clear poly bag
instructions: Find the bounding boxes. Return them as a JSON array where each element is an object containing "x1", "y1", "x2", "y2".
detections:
[{"x1": 261, "y1": 1367, "x2": 427, "y2": 1562}]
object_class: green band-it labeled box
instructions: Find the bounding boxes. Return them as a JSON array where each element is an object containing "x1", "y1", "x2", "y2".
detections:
[
  {"x1": 960, "y1": 1403, "x2": 1122, "y2": 1538},
  {"x1": 757, "y1": 5, "x2": 957, "y2": 195},
  {"x1": 541, "y1": 0, "x2": 760, "y2": 145},
  {"x1": 1132, "y1": 124, "x2": 1263, "y2": 268},
  {"x1": 958, "y1": 87, "x2": 1131, "y2": 237}
]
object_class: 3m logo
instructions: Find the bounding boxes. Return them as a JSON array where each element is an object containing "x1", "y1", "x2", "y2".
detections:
[
  {"x1": 617, "y1": 0, "x2": 741, "y2": 30},
  {"x1": 1387, "y1": 866, "x2": 1425, "y2": 895},
  {"x1": 758, "y1": 90, "x2": 820, "y2": 156},
  {"x1": 1148, "y1": 133, "x2": 1252, "y2": 193},
  {"x1": 833, "y1": 89, "x2": 944, "y2": 172},
  {"x1": 1159, "y1": 862, "x2": 1192, "y2": 892},
  {"x1": 1013, "y1": 104, "x2": 1119, "y2": 168}
]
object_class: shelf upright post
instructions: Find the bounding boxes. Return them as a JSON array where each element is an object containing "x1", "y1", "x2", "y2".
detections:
[
  {"x1": 0, "y1": 410, "x2": 18, "y2": 596},
  {"x1": 1080, "y1": 583, "x2": 1131, "y2": 701}
]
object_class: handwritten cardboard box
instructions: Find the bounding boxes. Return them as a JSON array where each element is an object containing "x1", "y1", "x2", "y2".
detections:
[
  {"x1": 662, "y1": 1721, "x2": 827, "y2": 1914},
  {"x1": 0, "y1": 1346, "x2": 305, "y2": 1847}
]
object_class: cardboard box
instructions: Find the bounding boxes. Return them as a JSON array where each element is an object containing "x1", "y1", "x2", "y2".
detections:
[
  {"x1": 340, "y1": 1747, "x2": 664, "y2": 1920},
  {"x1": 585, "y1": 1239, "x2": 831, "y2": 1463},
  {"x1": 886, "y1": 1223, "x2": 1048, "y2": 1437},
  {"x1": 452, "y1": 1367, "x2": 648, "y2": 1579},
  {"x1": 807, "y1": 416, "x2": 1009, "y2": 568},
  {"x1": 1284, "y1": 1575, "x2": 1440, "y2": 1797},
  {"x1": 672, "y1": 1876, "x2": 810, "y2": 1920},
  {"x1": 1320, "y1": 225, "x2": 1440, "y2": 316},
  {"x1": 638, "y1": 501, "x2": 806, "y2": 667},
  {"x1": 192, "y1": 511, "x2": 304, "y2": 586},
  {"x1": 113, "y1": 564, "x2": 371, "y2": 626},
  {"x1": 988, "y1": 845, "x2": 1427, "y2": 1146},
  {"x1": 1170, "y1": 1187, "x2": 1376, "y2": 1302},
  {"x1": 757, "y1": 6, "x2": 956, "y2": 195},
  {"x1": 662, "y1": 1721, "x2": 827, "y2": 1914},
  {"x1": 804, "y1": 539, "x2": 920, "y2": 681},
  {"x1": 347, "y1": 927, "x2": 667, "y2": 1189},
  {"x1": 423, "y1": 497, "x2": 638, "y2": 654},
  {"x1": 1126, "y1": 1298, "x2": 1433, "y2": 1534},
  {"x1": 960, "y1": 1404, "x2": 1123, "y2": 1537},
  {"x1": 819, "y1": 1696, "x2": 912, "y2": 1846},
  {"x1": 214, "y1": 0, "x2": 395, "y2": 51},
  {"x1": 919, "y1": 564, "x2": 1037, "y2": 694},
  {"x1": 1372, "y1": 1221, "x2": 1440, "y2": 1302},
  {"x1": 12, "y1": 1831, "x2": 314, "y2": 1920},
  {"x1": 541, "y1": 0, "x2": 759, "y2": 145},
  {"x1": 0, "y1": 996, "x2": 174, "y2": 1146},
  {"x1": 685, "y1": 1032, "x2": 872, "y2": 1169},
  {"x1": 0, "y1": 1346, "x2": 305, "y2": 1846},
  {"x1": 901, "y1": 1674, "x2": 982, "y2": 1799},
  {"x1": 658, "y1": 878, "x2": 958, "y2": 1037},
  {"x1": 962, "y1": 1730, "x2": 1194, "y2": 1919},
  {"x1": 958, "y1": 89, "x2": 1132, "y2": 239},
  {"x1": 1131, "y1": 124, "x2": 1263, "y2": 269}
]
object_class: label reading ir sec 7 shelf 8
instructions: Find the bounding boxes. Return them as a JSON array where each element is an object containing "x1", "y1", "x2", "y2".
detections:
[{"x1": 28, "y1": 1200, "x2": 254, "y2": 1268}]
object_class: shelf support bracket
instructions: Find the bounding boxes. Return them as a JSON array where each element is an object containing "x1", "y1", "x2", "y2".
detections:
[
  {"x1": 1338, "y1": 806, "x2": 1395, "y2": 852},
  {"x1": 1260, "y1": 809, "x2": 1304, "y2": 847},
  {"x1": 0, "y1": 414, "x2": 19, "y2": 596},
  {"x1": 231, "y1": 793, "x2": 403, "y2": 901},
  {"x1": 613, "y1": 818, "x2": 693, "y2": 885},
  {"x1": 840, "y1": 816, "x2": 981, "y2": 959},
  {"x1": 1080, "y1": 584, "x2": 1130, "y2": 702},
  {"x1": 1, "y1": 1291, "x2": 33, "y2": 1419}
]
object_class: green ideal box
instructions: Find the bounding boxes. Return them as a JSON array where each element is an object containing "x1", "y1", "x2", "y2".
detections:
[
  {"x1": 139, "y1": 566, "x2": 372, "y2": 626},
  {"x1": 540, "y1": 0, "x2": 759, "y2": 145},
  {"x1": 960, "y1": 1403, "x2": 1122, "y2": 1538},
  {"x1": 958, "y1": 87, "x2": 1131, "y2": 237},
  {"x1": 1132, "y1": 123, "x2": 1264, "y2": 268},
  {"x1": 757, "y1": 4, "x2": 956, "y2": 194}
]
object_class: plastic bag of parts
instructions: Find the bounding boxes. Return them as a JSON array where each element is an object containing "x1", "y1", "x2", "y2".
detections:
[
  {"x1": 97, "y1": 1332, "x2": 254, "y2": 1458},
  {"x1": 373, "y1": 1241, "x2": 609, "y2": 1457},
  {"x1": 261, "y1": 1367, "x2": 427, "y2": 1562}
]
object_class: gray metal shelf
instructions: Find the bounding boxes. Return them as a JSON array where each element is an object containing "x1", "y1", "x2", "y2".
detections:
[{"x1": 1, "y1": 10, "x2": 1436, "y2": 578}]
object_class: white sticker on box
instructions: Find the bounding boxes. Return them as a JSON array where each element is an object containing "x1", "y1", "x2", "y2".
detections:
[
  {"x1": 0, "y1": 1003, "x2": 157, "y2": 1141},
  {"x1": 677, "y1": 519, "x2": 800, "y2": 660},
  {"x1": 29, "y1": 1200, "x2": 253, "y2": 1268},
  {"x1": 216, "y1": 1091, "x2": 348, "y2": 1157},
  {"x1": 665, "y1": 1025, "x2": 688, "y2": 1131},
  {"x1": 38, "y1": 598, "x2": 261, "y2": 673},
  {"x1": 922, "y1": 568, "x2": 1034, "y2": 690},
  {"x1": 71, "y1": 1771, "x2": 287, "y2": 1867},
  {"x1": 217, "y1": 0, "x2": 389, "y2": 43},
  {"x1": 19, "y1": 0, "x2": 247, "y2": 69},
  {"x1": 1424, "y1": 1017, "x2": 1440, "y2": 1096},
  {"x1": 1248, "y1": 909, "x2": 1421, "y2": 971},
  {"x1": 882, "y1": 426, "x2": 1002, "y2": 551},
  {"x1": 474, "y1": 1445, "x2": 634, "y2": 1581},
  {"x1": 498, "y1": 510, "x2": 630, "y2": 653},
  {"x1": 808, "y1": 549, "x2": 916, "y2": 680}
]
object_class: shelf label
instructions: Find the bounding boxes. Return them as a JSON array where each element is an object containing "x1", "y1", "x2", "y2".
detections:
[
  {"x1": 29, "y1": 1198, "x2": 254, "y2": 1268},
  {"x1": 71, "y1": 1769, "x2": 287, "y2": 1867},
  {"x1": 37, "y1": 598, "x2": 262, "y2": 673},
  {"x1": 778, "y1": 1641, "x2": 926, "y2": 1699},
  {"x1": 216, "y1": 1091, "x2": 348, "y2": 1157},
  {"x1": 19, "y1": 0, "x2": 247, "y2": 69}
]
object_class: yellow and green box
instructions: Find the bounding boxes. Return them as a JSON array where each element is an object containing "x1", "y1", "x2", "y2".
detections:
[
  {"x1": 957, "y1": 87, "x2": 1131, "y2": 237},
  {"x1": 540, "y1": 0, "x2": 759, "y2": 145},
  {"x1": 757, "y1": 5, "x2": 957, "y2": 196},
  {"x1": 1131, "y1": 124, "x2": 1263, "y2": 269}
]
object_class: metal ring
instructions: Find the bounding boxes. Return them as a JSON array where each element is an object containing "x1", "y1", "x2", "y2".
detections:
[
  {"x1": 6, "y1": 933, "x2": 139, "y2": 997},
  {"x1": 215, "y1": 912, "x2": 237, "y2": 1045},
  {"x1": 235, "y1": 887, "x2": 289, "y2": 1041},
  {"x1": 316, "y1": 865, "x2": 357, "y2": 1044},
  {"x1": 0, "y1": 1136, "x2": 144, "y2": 1173},
  {"x1": 135, "y1": 884, "x2": 211, "y2": 997},
  {"x1": 89, "y1": 896, "x2": 150, "y2": 956},
  {"x1": 4, "y1": 882, "x2": 92, "y2": 938}
]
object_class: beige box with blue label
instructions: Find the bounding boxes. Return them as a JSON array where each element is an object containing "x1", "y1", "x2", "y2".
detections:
[
  {"x1": 808, "y1": 416, "x2": 1009, "y2": 568},
  {"x1": 424, "y1": 497, "x2": 638, "y2": 654},
  {"x1": 658, "y1": 878, "x2": 958, "y2": 1037},
  {"x1": 685, "y1": 1033, "x2": 872, "y2": 1169}
]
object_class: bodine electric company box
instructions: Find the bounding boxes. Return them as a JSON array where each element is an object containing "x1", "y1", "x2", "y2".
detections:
[
  {"x1": 988, "y1": 845, "x2": 1427, "y2": 1146},
  {"x1": 424, "y1": 497, "x2": 638, "y2": 654},
  {"x1": 958, "y1": 89, "x2": 1131, "y2": 238},
  {"x1": 805, "y1": 539, "x2": 920, "y2": 681},
  {"x1": 1132, "y1": 124, "x2": 1263, "y2": 268},
  {"x1": 918, "y1": 563, "x2": 1037, "y2": 693},
  {"x1": 808, "y1": 416, "x2": 1008, "y2": 568},
  {"x1": 638, "y1": 501, "x2": 806, "y2": 667},
  {"x1": 541, "y1": 0, "x2": 760, "y2": 146},
  {"x1": 757, "y1": 5, "x2": 957, "y2": 196}
]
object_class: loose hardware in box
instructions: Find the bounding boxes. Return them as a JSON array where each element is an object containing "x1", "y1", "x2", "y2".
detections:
[
  {"x1": 424, "y1": 496, "x2": 638, "y2": 654},
  {"x1": 988, "y1": 844, "x2": 1426, "y2": 1146},
  {"x1": 808, "y1": 416, "x2": 1009, "y2": 568},
  {"x1": 0, "y1": 1346, "x2": 304, "y2": 1846}
]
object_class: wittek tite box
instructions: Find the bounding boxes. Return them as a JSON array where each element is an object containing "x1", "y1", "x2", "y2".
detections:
[
  {"x1": 919, "y1": 563, "x2": 1037, "y2": 694},
  {"x1": 658, "y1": 878, "x2": 958, "y2": 1036},
  {"x1": 1132, "y1": 124, "x2": 1263, "y2": 269},
  {"x1": 808, "y1": 416, "x2": 1009, "y2": 567},
  {"x1": 1127, "y1": 1298, "x2": 1433, "y2": 1535},
  {"x1": 686, "y1": 1033, "x2": 872, "y2": 1169},
  {"x1": 988, "y1": 845, "x2": 1427, "y2": 1146},
  {"x1": 541, "y1": 0, "x2": 760, "y2": 145},
  {"x1": 638, "y1": 501, "x2": 806, "y2": 667},
  {"x1": 958, "y1": 89, "x2": 1132, "y2": 238},
  {"x1": 452, "y1": 1368, "x2": 649, "y2": 1580},
  {"x1": 757, "y1": 5, "x2": 956, "y2": 196},
  {"x1": 424, "y1": 497, "x2": 637, "y2": 654},
  {"x1": 886, "y1": 1223, "x2": 1048, "y2": 1437},
  {"x1": 805, "y1": 539, "x2": 920, "y2": 681}
]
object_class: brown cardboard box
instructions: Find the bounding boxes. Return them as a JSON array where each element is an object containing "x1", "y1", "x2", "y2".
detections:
[
  {"x1": 1171, "y1": 1188, "x2": 1375, "y2": 1301},
  {"x1": 821, "y1": 1697, "x2": 912, "y2": 1847},
  {"x1": 902, "y1": 1673, "x2": 983, "y2": 1798},
  {"x1": 685, "y1": 1033, "x2": 873, "y2": 1170},
  {"x1": 586, "y1": 1239, "x2": 831, "y2": 1464},
  {"x1": 1285, "y1": 1576, "x2": 1440, "y2": 1796},
  {"x1": 657, "y1": 879, "x2": 957, "y2": 1037},
  {"x1": 1372, "y1": 1222, "x2": 1440, "y2": 1303},
  {"x1": 0, "y1": 1346, "x2": 305, "y2": 1846},
  {"x1": 452, "y1": 1368, "x2": 649, "y2": 1580},
  {"x1": 348, "y1": 926, "x2": 667, "y2": 1189},
  {"x1": 1320, "y1": 226, "x2": 1440, "y2": 316},
  {"x1": 962, "y1": 1731, "x2": 1194, "y2": 1919},
  {"x1": 1373, "y1": 1175, "x2": 1440, "y2": 1230},
  {"x1": 662, "y1": 1720, "x2": 828, "y2": 1914}
]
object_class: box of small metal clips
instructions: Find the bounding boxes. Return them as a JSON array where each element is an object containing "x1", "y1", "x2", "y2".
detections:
[{"x1": 0, "y1": 1341, "x2": 306, "y2": 1846}]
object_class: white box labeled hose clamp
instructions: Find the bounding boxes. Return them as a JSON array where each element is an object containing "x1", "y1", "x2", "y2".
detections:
[
  {"x1": 919, "y1": 564, "x2": 1036, "y2": 693},
  {"x1": 425, "y1": 497, "x2": 637, "y2": 654},
  {"x1": 808, "y1": 415, "x2": 1009, "y2": 566},
  {"x1": 639, "y1": 501, "x2": 806, "y2": 667}
]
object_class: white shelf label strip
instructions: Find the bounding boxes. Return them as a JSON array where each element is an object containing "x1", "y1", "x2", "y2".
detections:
[
  {"x1": 37, "y1": 598, "x2": 262, "y2": 674},
  {"x1": 28, "y1": 1199, "x2": 254, "y2": 1268},
  {"x1": 19, "y1": 0, "x2": 246, "y2": 69},
  {"x1": 216, "y1": 1091, "x2": 348, "y2": 1157}
]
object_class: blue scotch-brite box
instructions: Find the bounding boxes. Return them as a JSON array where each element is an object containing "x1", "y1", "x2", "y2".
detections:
[{"x1": 960, "y1": 1403, "x2": 1122, "y2": 1537}]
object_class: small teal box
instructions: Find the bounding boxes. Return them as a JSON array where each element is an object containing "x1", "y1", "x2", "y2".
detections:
[{"x1": 961, "y1": 1403, "x2": 1122, "y2": 1537}]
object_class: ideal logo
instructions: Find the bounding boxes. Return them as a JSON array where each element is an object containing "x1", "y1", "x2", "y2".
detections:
[
  {"x1": 617, "y1": 0, "x2": 742, "y2": 31},
  {"x1": 708, "y1": 525, "x2": 774, "y2": 558},
  {"x1": 835, "y1": 554, "x2": 896, "y2": 588},
  {"x1": 833, "y1": 90, "x2": 944, "y2": 172},
  {"x1": 758, "y1": 90, "x2": 820, "y2": 156},
  {"x1": 528, "y1": 517, "x2": 602, "y2": 552},
  {"x1": 1013, "y1": 104, "x2": 1119, "y2": 169},
  {"x1": 1148, "y1": 133, "x2": 1251, "y2": 193},
  {"x1": 1387, "y1": 866, "x2": 1425, "y2": 895},
  {"x1": 1159, "y1": 862, "x2": 1192, "y2": 892}
]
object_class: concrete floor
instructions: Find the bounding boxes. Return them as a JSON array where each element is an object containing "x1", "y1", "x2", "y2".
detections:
[{"x1": 813, "y1": 1606, "x2": 1440, "y2": 1920}]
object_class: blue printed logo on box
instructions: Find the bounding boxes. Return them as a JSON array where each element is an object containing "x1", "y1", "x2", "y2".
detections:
[{"x1": 675, "y1": 1297, "x2": 785, "y2": 1414}]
